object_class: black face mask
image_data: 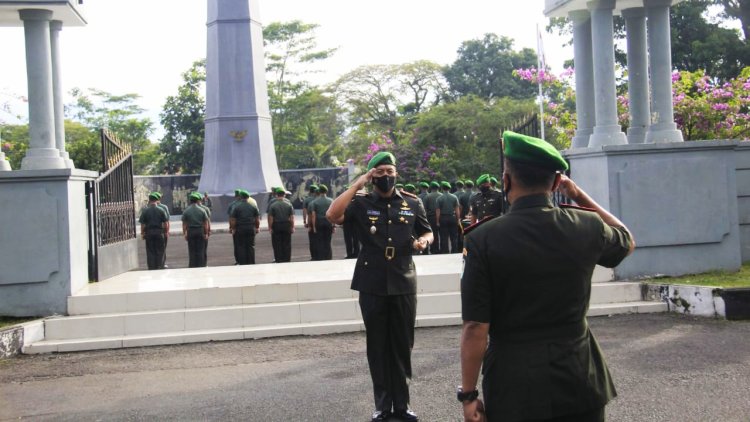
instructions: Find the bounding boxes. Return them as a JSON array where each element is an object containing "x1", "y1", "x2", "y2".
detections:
[
  {"x1": 479, "y1": 185, "x2": 491, "y2": 194},
  {"x1": 372, "y1": 176, "x2": 396, "y2": 193}
]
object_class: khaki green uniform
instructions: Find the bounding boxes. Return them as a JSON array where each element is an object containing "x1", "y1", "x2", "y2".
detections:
[
  {"x1": 309, "y1": 195, "x2": 334, "y2": 260},
  {"x1": 231, "y1": 200, "x2": 260, "y2": 265},
  {"x1": 461, "y1": 194, "x2": 632, "y2": 421},
  {"x1": 303, "y1": 194, "x2": 319, "y2": 259},
  {"x1": 268, "y1": 198, "x2": 294, "y2": 263},
  {"x1": 156, "y1": 202, "x2": 171, "y2": 267},
  {"x1": 182, "y1": 204, "x2": 209, "y2": 268},
  {"x1": 422, "y1": 191, "x2": 442, "y2": 254},
  {"x1": 138, "y1": 204, "x2": 168, "y2": 270},
  {"x1": 435, "y1": 191, "x2": 459, "y2": 254}
]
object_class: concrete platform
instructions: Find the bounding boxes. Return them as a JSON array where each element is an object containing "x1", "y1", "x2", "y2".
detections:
[{"x1": 22, "y1": 255, "x2": 667, "y2": 354}]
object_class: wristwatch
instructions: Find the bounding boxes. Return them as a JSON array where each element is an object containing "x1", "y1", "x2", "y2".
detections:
[{"x1": 456, "y1": 386, "x2": 479, "y2": 403}]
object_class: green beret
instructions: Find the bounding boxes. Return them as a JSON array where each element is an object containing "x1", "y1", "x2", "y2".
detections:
[
  {"x1": 430, "y1": 181, "x2": 440, "y2": 189},
  {"x1": 274, "y1": 187, "x2": 286, "y2": 195},
  {"x1": 189, "y1": 192, "x2": 202, "y2": 201},
  {"x1": 234, "y1": 189, "x2": 242, "y2": 196},
  {"x1": 309, "y1": 184, "x2": 319, "y2": 192},
  {"x1": 490, "y1": 177, "x2": 498, "y2": 184},
  {"x1": 404, "y1": 183, "x2": 416, "y2": 192},
  {"x1": 455, "y1": 180, "x2": 464, "y2": 188},
  {"x1": 318, "y1": 184, "x2": 328, "y2": 193},
  {"x1": 419, "y1": 181, "x2": 429, "y2": 189},
  {"x1": 240, "y1": 190, "x2": 250, "y2": 198},
  {"x1": 148, "y1": 192, "x2": 160, "y2": 201},
  {"x1": 503, "y1": 130, "x2": 569, "y2": 171},
  {"x1": 395, "y1": 183, "x2": 404, "y2": 189},
  {"x1": 440, "y1": 181, "x2": 451, "y2": 190},
  {"x1": 476, "y1": 174, "x2": 491, "y2": 185},
  {"x1": 367, "y1": 151, "x2": 396, "y2": 170},
  {"x1": 465, "y1": 180, "x2": 474, "y2": 187}
]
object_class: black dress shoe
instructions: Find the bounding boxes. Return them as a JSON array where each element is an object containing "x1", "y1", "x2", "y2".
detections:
[
  {"x1": 371, "y1": 410, "x2": 391, "y2": 421},
  {"x1": 393, "y1": 408, "x2": 418, "y2": 421}
]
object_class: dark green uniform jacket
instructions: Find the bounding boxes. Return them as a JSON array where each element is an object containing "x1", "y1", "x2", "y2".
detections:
[
  {"x1": 139, "y1": 204, "x2": 168, "y2": 228},
  {"x1": 345, "y1": 190, "x2": 432, "y2": 295},
  {"x1": 469, "y1": 189, "x2": 504, "y2": 220},
  {"x1": 461, "y1": 194, "x2": 632, "y2": 421},
  {"x1": 181, "y1": 204, "x2": 208, "y2": 228},
  {"x1": 231, "y1": 200, "x2": 260, "y2": 226},
  {"x1": 309, "y1": 196, "x2": 333, "y2": 223},
  {"x1": 268, "y1": 198, "x2": 294, "y2": 221},
  {"x1": 436, "y1": 191, "x2": 459, "y2": 216}
]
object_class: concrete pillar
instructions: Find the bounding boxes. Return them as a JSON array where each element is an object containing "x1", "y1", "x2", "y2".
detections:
[
  {"x1": 19, "y1": 9, "x2": 66, "y2": 170},
  {"x1": 587, "y1": 0, "x2": 628, "y2": 147},
  {"x1": 623, "y1": 8, "x2": 650, "y2": 144},
  {"x1": 50, "y1": 20, "x2": 74, "y2": 168},
  {"x1": 645, "y1": 0, "x2": 684, "y2": 143},
  {"x1": 570, "y1": 10, "x2": 596, "y2": 148}
]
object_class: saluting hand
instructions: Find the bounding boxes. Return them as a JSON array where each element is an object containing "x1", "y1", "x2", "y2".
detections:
[
  {"x1": 353, "y1": 168, "x2": 376, "y2": 191},
  {"x1": 556, "y1": 174, "x2": 580, "y2": 201}
]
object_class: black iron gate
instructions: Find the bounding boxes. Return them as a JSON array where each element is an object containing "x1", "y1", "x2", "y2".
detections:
[{"x1": 86, "y1": 129, "x2": 136, "y2": 282}]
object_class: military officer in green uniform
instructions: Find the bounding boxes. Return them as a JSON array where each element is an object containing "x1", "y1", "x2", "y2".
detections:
[
  {"x1": 327, "y1": 152, "x2": 433, "y2": 422},
  {"x1": 228, "y1": 189, "x2": 243, "y2": 264},
  {"x1": 404, "y1": 183, "x2": 416, "y2": 194},
  {"x1": 268, "y1": 188, "x2": 295, "y2": 263},
  {"x1": 139, "y1": 192, "x2": 169, "y2": 270},
  {"x1": 198, "y1": 193, "x2": 212, "y2": 265},
  {"x1": 230, "y1": 189, "x2": 261, "y2": 265},
  {"x1": 153, "y1": 192, "x2": 171, "y2": 268},
  {"x1": 469, "y1": 174, "x2": 504, "y2": 225},
  {"x1": 459, "y1": 131, "x2": 635, "y2": 422},
  {"x1": 310, "y1": 184, "x2": 334, "y2": 260},
  {"x1": 423, "y1": 181, "x2": 442, "y2": 254},
  {"x1": 417, "y1": 181, "x2": 429, "y2": 202},
  {"x1": 303, "y1": 184, "x2": 320, "y2": 260},
  {"x1": 181, "y1": 192, "x2": 210, "y2": 268},
  {"x1": 435, "y1": 181, "x2": 461, "y2": 254}
]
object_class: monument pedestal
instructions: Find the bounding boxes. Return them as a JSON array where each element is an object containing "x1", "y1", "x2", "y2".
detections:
[
  {"x1": 0, "y1": 169, "x2": 97, "y2": 316},
  {"x1": 565, "y1": 141, "x2": 742, "y2": 279}
]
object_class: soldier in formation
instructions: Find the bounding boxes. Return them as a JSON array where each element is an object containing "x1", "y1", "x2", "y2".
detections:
[
  {"x1": 268, "y1": 187, "x2": 295, "y2": 263},
  {"x1": 139, "y1": 192, "x2": 169, "y2": 270},
  {"x1": 309, "y1": 184, "x2": 334, "y2": 260},
  {"x1": 229, "y1": 189, "x2": 260, "y2": 265},
  {"x1": 181, "y1": 192, "x2": 210, "y2": 268}
]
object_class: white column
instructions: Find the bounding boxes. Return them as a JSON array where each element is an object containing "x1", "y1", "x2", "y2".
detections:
[
  {"x1": 623, "y1": 8, "x2": 650, "y2": 144},
  {"x1": 587, "y1": 0, "x2": 628, "y2": 147},
  {"x1": 645, "y1": 0, "x2": 684, "y2": 143},
  {"x1": 569, "y1": 10, "x2": 596, "y2": 148},
  {"x1": 50, "y1": 20, "x2": 74, "y2": 168},
  {"x1": 19, "y1": 9, "x2": 67, "y2": 170}
]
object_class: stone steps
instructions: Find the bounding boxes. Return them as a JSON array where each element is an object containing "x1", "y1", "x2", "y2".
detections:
[{"x1": 22, "y1": 256, "x2": 667, "y2": 354}]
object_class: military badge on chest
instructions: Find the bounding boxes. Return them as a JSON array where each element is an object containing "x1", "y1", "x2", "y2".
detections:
[{"x1": 367, "y1": 209, "x2": 380, "y2": 234}]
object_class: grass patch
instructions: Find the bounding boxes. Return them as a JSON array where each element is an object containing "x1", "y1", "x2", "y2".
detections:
[
  {"x1": 0, "y1": 317, "x2": 36, "y2": 330},
  {"x1": 649, "y1": 263, "x2": 750, "y2": 288}
]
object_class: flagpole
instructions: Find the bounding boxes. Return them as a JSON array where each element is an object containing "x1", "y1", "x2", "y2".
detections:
[{"x1": 536, "y1": 24, "x2": 545, "y2": 141}]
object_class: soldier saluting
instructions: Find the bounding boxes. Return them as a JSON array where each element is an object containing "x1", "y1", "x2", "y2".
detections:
[
  {"x1": 327, "y1": 152, "x2": 433, "y2": 422},
  {"x1": 459, "y1": 131, "x2": 635, "y2": 422}
]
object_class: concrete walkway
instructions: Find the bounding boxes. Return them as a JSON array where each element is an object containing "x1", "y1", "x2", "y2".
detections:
[{"x1": 1, "y1": 314, "x2": 749, "y2": 421}]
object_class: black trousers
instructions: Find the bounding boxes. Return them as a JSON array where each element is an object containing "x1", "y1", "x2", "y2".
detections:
[
  {"x1": 343, "y1": 218, "x2": 360, "y2": 258},
  {"x1": 308, "y1": 230, "x2": 318, "y2": 260},
  {"x1": 438, "y1": 215, "x2": 459, "y2": 254},
  {"x1": 162, "y1": 232, "x2": 169, "y2": 267},
  {"x1": 314, "y1": 222, "x2": 333, "y2": 260},
  {"x1": 187, "y1": 227, "x2": 206, "y2": 268},
  {"x1": 234, "y1": 226, "x2": 256, "y2": 265},
  {"x1": 271, "y1": 221, "x2": 292, "y2": 263},
  {"x1": 232, "y1": 231, "x2": 240, "y2": 264},
  {"x1": 145, "y1": 229, "x2": 165, "y2": 270},
  {"x1": 359, "y1": 292, "x2": 417, "y2": 413},
  {"x1": 427, "y1": 215, "x2": 440, "y2": 254}
]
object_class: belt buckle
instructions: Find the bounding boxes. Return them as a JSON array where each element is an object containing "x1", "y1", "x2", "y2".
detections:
[{"x1": 385, "y1": 246, "x2": 395, "y2": 260}]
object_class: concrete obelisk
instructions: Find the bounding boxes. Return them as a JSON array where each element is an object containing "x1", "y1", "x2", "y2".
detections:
[{"x1": 199, "y1": 0, "x2": 283, "y2": 213}]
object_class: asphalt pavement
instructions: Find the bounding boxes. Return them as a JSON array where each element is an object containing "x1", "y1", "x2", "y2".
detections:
[{"x1": 1, "y1": 314, "x2": 749, "y2": 421}]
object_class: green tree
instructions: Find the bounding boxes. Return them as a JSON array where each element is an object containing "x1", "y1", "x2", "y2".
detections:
[
  {"x1": 67, "y1": 88, "x2": 157, "y2": 173},
  {"x1": 0, "y1": 124, "x2": 28, "y2": 170},
  {"x1": 263, "y1": 21, "x2": 340, "y2": 169},
  {"x1": 64, "y1": 121, "x2": 100, "y2": 170},
  {"x1": 713, "y1": 0, "x2": 750, "y2": 40},
  {"x1": 158, "y1": 60, "x2": 206, "y2": 174},
  {"x1": 443, "y1": 34, "x2": 538, "y2": 100}
]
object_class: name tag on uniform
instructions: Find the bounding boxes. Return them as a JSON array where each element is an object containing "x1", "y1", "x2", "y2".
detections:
[
  {"x1": 367, "y1": 210, "x2": 381, "y2": 216},
  {"x1": 398, "y1": 210, "x2": 414, "y2": 217}
]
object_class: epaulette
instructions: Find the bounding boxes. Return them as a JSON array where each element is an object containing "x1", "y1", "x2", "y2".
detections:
[
  {"x1": 462, "y1": 215, "x2": 495, "y2": 236},
  {"x1": 559, "y1": 203, "x2": 597, "y2": 213},
  {"x1": 400, "y1": 190, "x2": 418, "y2": 199}
]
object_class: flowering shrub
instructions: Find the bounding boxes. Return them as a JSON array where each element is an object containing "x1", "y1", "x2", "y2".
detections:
[{"x1": 515, "y1": 66, "x2": 750, "y2": 146}]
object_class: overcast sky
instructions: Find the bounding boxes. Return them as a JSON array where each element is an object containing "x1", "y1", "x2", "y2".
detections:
[{"x1": 0, "y1": 0, "x2": 571, "y2": 136}]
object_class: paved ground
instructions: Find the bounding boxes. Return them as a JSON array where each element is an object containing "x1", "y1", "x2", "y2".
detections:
[{"x1": 1, "y1": 314, "x2": 749, "y2": 421}]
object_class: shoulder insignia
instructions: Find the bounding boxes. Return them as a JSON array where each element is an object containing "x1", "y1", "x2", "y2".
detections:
[
  {"x1": 559, "y1": 203, "x2": 597, "y2": 213},
  {"x1": 400, "y1": 190, "x2": 418, "y2": 199},
  {"x1": 463, "y1": 215, "x2": 495, "y2": 236}
]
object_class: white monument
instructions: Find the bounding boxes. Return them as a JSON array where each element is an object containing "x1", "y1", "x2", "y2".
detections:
[{"x1": 199, "y1": 0, "x2": 283, "y2": 214}]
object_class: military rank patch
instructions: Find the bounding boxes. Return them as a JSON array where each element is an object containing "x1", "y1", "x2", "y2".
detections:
[{"x1": 367, "y1": 210, "x2": 381, "y2": 216}]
